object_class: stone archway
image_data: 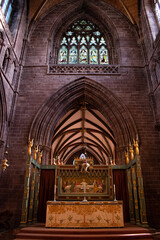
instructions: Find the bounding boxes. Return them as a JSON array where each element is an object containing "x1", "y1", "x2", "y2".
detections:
[{"x1": 29, "y1": 77, "x2": 137, "y2": 165}]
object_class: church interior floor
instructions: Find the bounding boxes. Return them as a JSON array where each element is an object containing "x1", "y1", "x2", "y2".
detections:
[{"x1": 1, "y1": 222, "x2": 156, "y2": 240}]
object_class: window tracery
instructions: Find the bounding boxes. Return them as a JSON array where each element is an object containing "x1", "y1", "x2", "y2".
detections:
[{"x1": 58, "y1": 19, "x2": 109, "y2": 65}]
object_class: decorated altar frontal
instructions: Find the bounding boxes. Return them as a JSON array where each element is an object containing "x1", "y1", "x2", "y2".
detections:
[{"x1": 46, "y1": 201, "x2": 124, "y2": 228}]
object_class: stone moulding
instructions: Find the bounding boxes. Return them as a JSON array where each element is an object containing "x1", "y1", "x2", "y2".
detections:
[{"x1": 48, "y1": 64, "x2": 120, "y2": 75}]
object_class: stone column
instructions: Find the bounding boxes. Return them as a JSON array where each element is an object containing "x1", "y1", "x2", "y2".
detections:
[
  {"x1": 33, "y1": 168, "x2": 41, "y2": 222},
  {"x1": 20, "y1": 156, "x2": 32, "y2": 225},
  {"x1": 136, "y1": 156, "x2": 148, "y2": 226},
  {"x1": 127, "y1": 168, "x2": 135, "y2": 223},
  {"x1": 28, "y1": 165, "x2": 36, "y2": 223},
  {"x1": 131, "y1": 166, "x2": 140, "y2": 225}
]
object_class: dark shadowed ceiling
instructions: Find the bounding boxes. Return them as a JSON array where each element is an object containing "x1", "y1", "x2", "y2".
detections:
[{"x1": 29, "y1": 0, "x2": 139, "y2": 25}]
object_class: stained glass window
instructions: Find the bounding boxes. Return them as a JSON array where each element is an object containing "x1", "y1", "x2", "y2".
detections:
[
  {"x1": 58, "y1": 19, "x2": 109, "y2": 64},
  {"x1": 0, "y1": 0, "x2": 13, "y2": 24},
  {"x1": 154, "y1": 0, "x2": 160, "y2": 23},
  {"x1": 69, "y1": 46, "x2": 78, "y2": 64},
  {"x1": 79, "y1": 46, "x2": 88, "y2": 64},
  {"x1": 58, "y1": 46, "x2": 67, "y2": 64},
  {"x1": 90, "y1": 46, "x2": 98, "y2": 64},
  {"x1": 99, "y1": 46, "x2": 109, "y2": 64}
]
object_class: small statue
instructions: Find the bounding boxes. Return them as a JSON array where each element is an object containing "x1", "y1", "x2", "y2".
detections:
[
  {"x1": 0, "y1": 158, "x2": 9, "y2": 172},
  {"x1": 28, "y1": 138, "x2": 33, "y2": 155},
  {"x1": 133, "y1": 136, "x2": 139, "y2": 155},
  {"x1": 125, "y1": 150, "x2": 129, "y2": 164},
  {"x1": 57, "y1": 155, "x2": 60, "y2": 165},
  {"x1": 34, "y1": 145, "x2": 38, "y2": 160},
  {"x1": 81, "y1": 160, "x2": 90, "y2": 172},
  {"x1": 52, "y1": 158, "x2": 56, "y2": 165},
  {"x1": 38, "y1": 151, "x2": 43, "y2": 164},
  {"x1": 129, "y1": 142, "x2": 134, "y2": 160}
]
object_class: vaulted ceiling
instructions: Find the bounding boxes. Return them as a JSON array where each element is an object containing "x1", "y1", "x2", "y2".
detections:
[
  {"x1": 29, "y1": 0, "x2": 139, "y2": 25},
  {"x1": 51, "y1": 104, "x2": 116, "y2": 165}
]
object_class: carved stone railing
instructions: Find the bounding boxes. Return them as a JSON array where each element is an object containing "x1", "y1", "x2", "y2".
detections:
[{"x1": 48, "y1": 64, "x2": 120, "y2": 75}]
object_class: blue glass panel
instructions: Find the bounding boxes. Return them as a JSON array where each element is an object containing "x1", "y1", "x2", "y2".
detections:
[
  {"x1": 6, "y1": 3, "x2": 12, "y2": 23},
  {"x1": 99, "y1": 46, "x2": 109, "y2": 64},
  {"x1": 79, "y1": 46, "x2": 88, "y2": 64},
  {"x1": 89, "y1": 46, "x2": 98, "y2": 64},
  {"x1": 2, "y1": 0, "x2": 10, "y2": 14},
  {"x1": 69, "y1": 46, "x2": 78, "y2": 64},
  {"x1": 94, "y1": 31, "x2": 101, "y2": 36},
  {"x1": 58, "y1": 46, "x2": 68, "y2": 64},
  {"x1": 155, "y1": 1, "x2": 160, "y2": 22},
  {"x1": 80, "y1": 153, "x2": 86, "y2": 159}
]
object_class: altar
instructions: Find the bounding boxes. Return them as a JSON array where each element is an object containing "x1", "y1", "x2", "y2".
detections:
[{"x1": 46, "y1": 201, "x2": 124, "y2": 228}]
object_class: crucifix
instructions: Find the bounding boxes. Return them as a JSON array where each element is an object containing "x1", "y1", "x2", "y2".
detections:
[{"x1": 81, "y1": 179, "x2": 89, "y2": 202}]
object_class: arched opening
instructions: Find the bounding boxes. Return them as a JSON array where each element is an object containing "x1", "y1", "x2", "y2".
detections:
[
  {"x1": 28, "y1": 77, "x2": 134, "y2": 223},
  {"x1": 30, "y1": 77, "x2": 137, "y2": 165}
]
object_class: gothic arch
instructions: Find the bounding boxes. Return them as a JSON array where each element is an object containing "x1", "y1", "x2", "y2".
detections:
[
  {"x1": 29, "y1": 77, "x2": 137, "y2": 164},
  {"x1": 28, "y1": 0, "x2": 120, "y2": 64}
]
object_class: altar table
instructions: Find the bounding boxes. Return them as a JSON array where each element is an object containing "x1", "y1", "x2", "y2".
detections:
[{"x1": 46, "y1": 201, "x2": 124, "y2": 228}]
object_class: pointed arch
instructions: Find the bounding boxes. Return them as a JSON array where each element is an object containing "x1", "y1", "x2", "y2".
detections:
[{"x1": 29, "y1": 77, "x2": 137, "y2": 164}]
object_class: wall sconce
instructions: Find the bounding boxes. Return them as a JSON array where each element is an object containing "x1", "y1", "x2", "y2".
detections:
[{"x1": 0, "y1": 158, "x2": 9, "y2": 172}]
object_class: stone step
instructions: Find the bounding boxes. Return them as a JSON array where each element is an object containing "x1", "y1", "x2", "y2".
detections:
[{"x1": 15, "y1": 232, "x2": 153, "y2": 240}]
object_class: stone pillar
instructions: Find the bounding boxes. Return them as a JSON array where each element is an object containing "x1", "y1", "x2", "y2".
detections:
[
  {"x1": 136, "y1": 156, "x2": 148, "y2": 226},
  {"x1": 20, "y1": 156, "x2": 32, "y2": 225},
  {"x1": 28, "y1": 165, "x2": 36, "y2": 223},
  {"x1": 127, "y1": 168, "x2": 135, "y2": 223},
  {"x1": 33, "y1": 168, "x2": 41, "y2": 222},
  {"x1": 131, "y1": 166, "x2": 140, "y2": 225}
]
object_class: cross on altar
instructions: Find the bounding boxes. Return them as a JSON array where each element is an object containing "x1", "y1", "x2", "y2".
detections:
[{"x1": 81, "y1": 180, "x2": 89, "y2": 202}]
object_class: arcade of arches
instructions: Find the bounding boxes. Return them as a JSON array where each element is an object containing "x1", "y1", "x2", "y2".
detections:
[{"x1": 0, "y1": 0, "x2": 160, "y2": 233}]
